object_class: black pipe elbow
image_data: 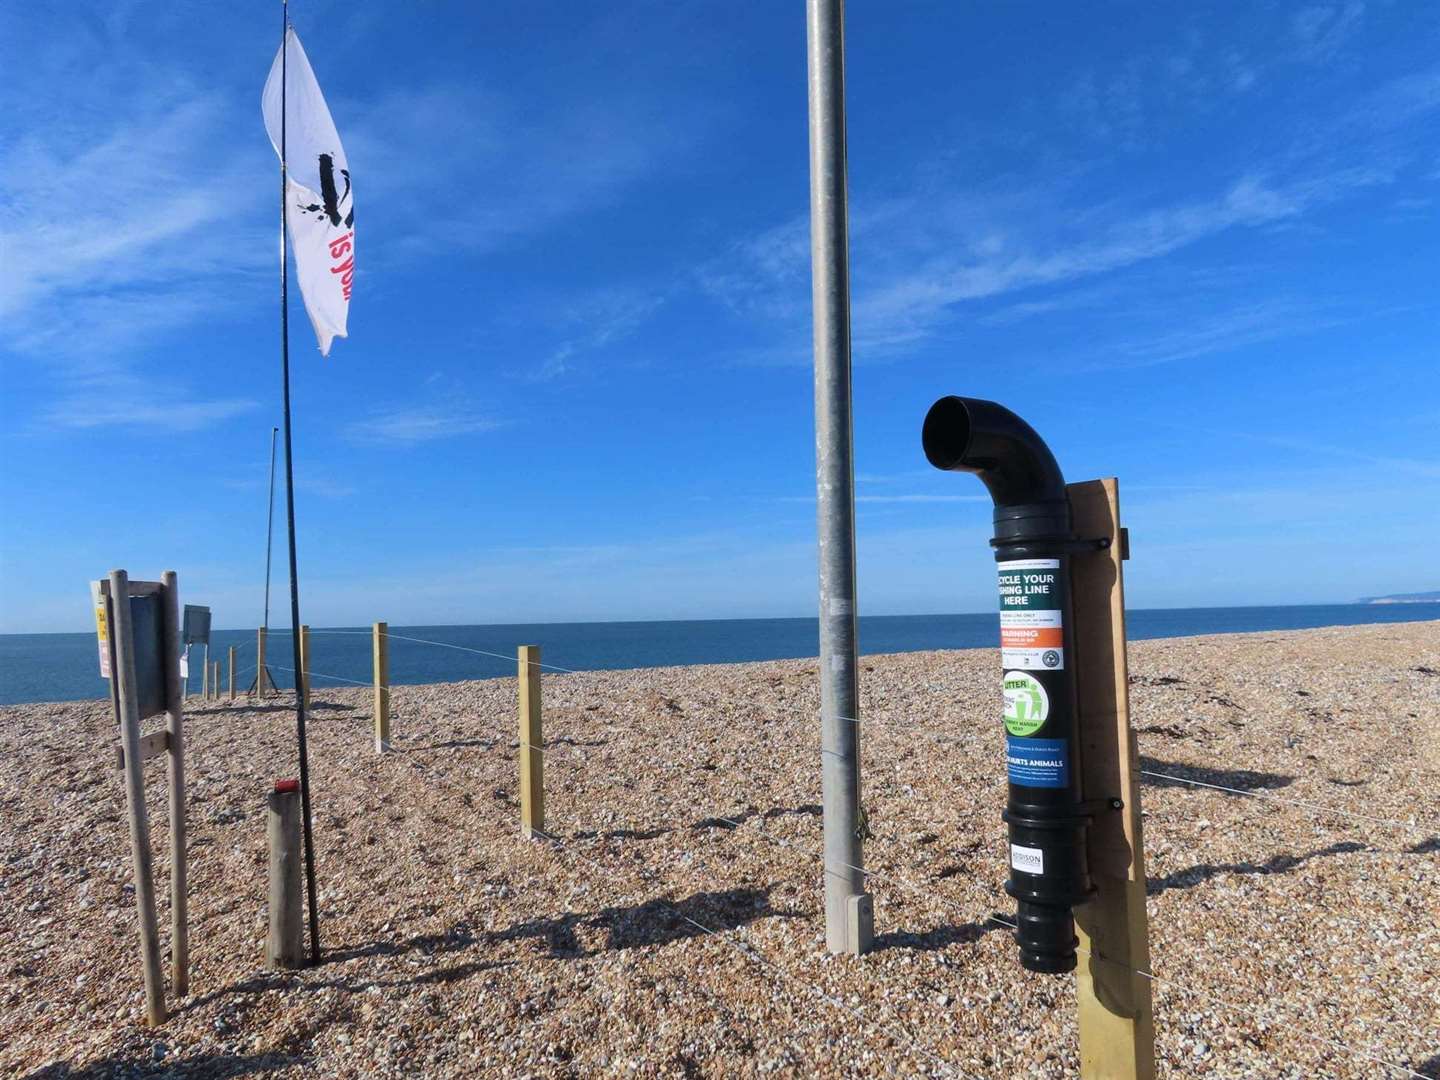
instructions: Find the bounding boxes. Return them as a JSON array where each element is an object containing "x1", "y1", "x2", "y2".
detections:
[
  {"x1": 922, "y1": 393, "x2": 1092, "y2": 974},
  {"x1": 921, "y1": 396, "x2": 1070, "y2": 543}
]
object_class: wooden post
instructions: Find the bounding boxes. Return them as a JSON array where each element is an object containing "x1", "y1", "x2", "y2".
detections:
[
  {"x1": 300, "y1": 624, "x2": 312, "y2": 712},
  {"x1": 160, "y1": 571, "x2": 188, "y2": 998},
  {"x1": 266, "y1": 781, "x2": 305, "y2": 968},
  {"x1": 228, "y1": 646, "x2": 236, "y2": 701},
  {"x1": 201, "y1": 644, "x2": 209, "y2": 699},
  {"x1": 517, "y1": 645, "x2": 544, "y2": 840},
  {"x1": 1069, "y1": 479, "x2": 1155, "y2": 1080},
  {"x1": 372, "y1": 622, "x2": 390, "y2": 753},
  {"x1": 256, "y1": 627, "x2": 269, "y2": 697},
  {"x1": 108, "y1": 571, "x2": 167, "y2": 1026}
]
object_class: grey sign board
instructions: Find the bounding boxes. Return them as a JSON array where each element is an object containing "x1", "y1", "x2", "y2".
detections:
[
  {"x1": 130, "y1": 593, "x2": 167, "y2": 720},
  {"x1": 182, "y1": 605, "x2": 211, "y2": 646}
]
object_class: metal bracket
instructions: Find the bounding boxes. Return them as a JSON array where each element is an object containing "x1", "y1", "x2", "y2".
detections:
[{"x1": 855, "y1": 805, "x2": 872, "y2": 842}]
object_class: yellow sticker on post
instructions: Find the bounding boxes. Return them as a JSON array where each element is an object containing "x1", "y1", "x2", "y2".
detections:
[{"x1": 90, "y1": 580, "x2": 111, "y2": 679}]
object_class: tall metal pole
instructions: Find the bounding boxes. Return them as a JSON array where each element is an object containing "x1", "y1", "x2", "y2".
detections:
[
  {"x1": 259, "y1": 424, "x2": 278, "y2": 695},
  {"x1": 806, "y1": 0, "x2": 872, "y2": 956},
  {"x1": 263, "y1": 425, "x2": 278, "y2": 632},
  {"x1": 278, "y1": 0, "x2": 321, "y2": 965}
]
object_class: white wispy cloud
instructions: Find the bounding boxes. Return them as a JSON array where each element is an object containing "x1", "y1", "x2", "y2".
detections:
[
  {"x1": 1, "y1": 13, "x2": 708, "y2": 417},
  {"x1": 344, "y1": 405, "x2": 501, "y2": 445},
  {"x1": 696, "y1": 46, "x2": 1440, "y2": 370},
  {"x1": 532, "y1": 287, "x2": 669, "y2": 380},
  {"x1": 7, "y1": 107, "x2": 261, "y2": 348},
  {"x1": 1289, "y1": 3, "x2": 1367, "y2": 62},
  {"x1": 0, "y1": 17, "x2": 276, "y2": 434},
  {"x1": 345, "y1": 83, "x2": 709, "y2": 261},
  {"x1": 1095, "y1": 298, "x2": 1424, "y2": 370},
  {"x1": 41, "y1": 390, "x2": 259, "y2": 433},
  {"x1": 298, "y1": 473, "x2": 359, "y2": 499},
  {"x1": 223, "y1": 469, "x2": 357, "y2": 499},
  {"x1": 698, "y1": 168, "x2": 1388, "y2": 366}
]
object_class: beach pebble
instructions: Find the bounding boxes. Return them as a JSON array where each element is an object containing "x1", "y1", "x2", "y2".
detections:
[{"x1": 0, "y1": 622, "x2": 1434, "y2": 1078}]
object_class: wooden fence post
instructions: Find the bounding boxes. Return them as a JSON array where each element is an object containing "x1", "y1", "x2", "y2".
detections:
[
  {"x1": 228, "y1": 646, "x2": 236, "y2": 701},
  {"x1": 266, "y1": 780, "x2": 305, "y2": 968},
  {"x1": 160, "y1": 571, "x2": 188, "y2": 998},
  {"x1": 300, "y1": 624, "x2": 311, "y2": 712},
  {"x1": 372, "y1": 622, "x2": 390, "y2": 752},
  {"x1": 1069, "y1": 478, "x2": 1155, "y2": 1080},
  {"x1": 518, "y1": 645, "x2": 544, "y2": 840},
  {"x1": 256, "y1": 627, "x2": 268, "y2": 696},
  {"x1": 108, "y1": 571, "x2": 167, "y2": 1026}
]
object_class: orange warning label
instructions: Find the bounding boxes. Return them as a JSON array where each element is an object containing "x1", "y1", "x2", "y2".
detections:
[{"x1": 1000, "y1": 626, "x2": 1063, "y2": 649}]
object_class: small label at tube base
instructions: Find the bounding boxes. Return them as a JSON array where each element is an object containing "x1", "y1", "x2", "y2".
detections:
[{"x1": 1010, "y1": 843, "x2": 1045, "y2": 875}]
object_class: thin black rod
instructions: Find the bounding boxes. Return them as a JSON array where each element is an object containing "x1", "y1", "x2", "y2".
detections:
[
  {"x1": 278, "y1": 0, "x2": 321, "y2": 966},
  {"x1": 263, "y1": 425, "x2": 278, "y2": 634}
]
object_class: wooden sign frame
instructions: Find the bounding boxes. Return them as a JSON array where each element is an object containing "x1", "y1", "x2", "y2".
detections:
[{"x1": 101, "y1": 570, "x2": 188, "y2": 1026}]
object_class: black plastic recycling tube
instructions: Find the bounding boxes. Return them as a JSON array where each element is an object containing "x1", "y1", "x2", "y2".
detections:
[{"x1": 922, "y1": 395, "x2": 1093, "y2": 973}]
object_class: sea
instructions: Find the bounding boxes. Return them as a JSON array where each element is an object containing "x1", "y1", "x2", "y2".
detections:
[{"x1": 1, "y1": 603, "x2": 1436, "y2": 707}]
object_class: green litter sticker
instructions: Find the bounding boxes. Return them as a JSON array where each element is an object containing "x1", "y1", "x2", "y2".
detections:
[{"x1": 1003, "y1": 671, "x2": 1050, "y2": 736}]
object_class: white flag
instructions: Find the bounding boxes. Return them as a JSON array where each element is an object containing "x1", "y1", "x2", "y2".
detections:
[{"x1": 262, "y1": 27, "x2": 353, "y2": 356}]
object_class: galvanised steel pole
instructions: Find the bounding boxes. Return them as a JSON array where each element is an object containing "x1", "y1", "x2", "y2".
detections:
[{"x1": 806, "y1": 0, "x2": 872, "y2": 956}]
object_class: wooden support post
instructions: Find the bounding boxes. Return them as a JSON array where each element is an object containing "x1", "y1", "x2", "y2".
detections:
[
  {"x1": 266, "y1": 782, "x2": 305, "y2": 968},
  {"x1": 108, "y1": 571, "x2": 167, "y2": 1026},
  {"x1": 372, "y1": 622, "x2": 390, "y2": 753},
  {"x1": 201, "y1": 644, "x2": 209, "y2": 699},
  {"x1": 517, "y1": 645, "x2": 544, "y2": 840},
  {"x1": 300, "y1": 624, "x2": 312, "y2": 712},
  {"x1": 256, "y1": 627, "x2": 269, "y2": 697},
  {"x1": 228, "y1": 646, "x2": 236, "y2": 702},
  {"x1": 160, "y1": 571, "x2": 188, "y2": 998},
  {"x1": 1069, "y1": 479, "x2": 1155, "y2": 1080}
]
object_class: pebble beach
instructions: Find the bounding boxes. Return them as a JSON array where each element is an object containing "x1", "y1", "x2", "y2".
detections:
[{"x1": 2, "y1": 621, "x2": 1437, "y2": 1079}]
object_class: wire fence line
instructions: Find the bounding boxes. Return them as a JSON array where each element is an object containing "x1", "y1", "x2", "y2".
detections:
[
  {"x1": 242, "y1": 631, "x2": 1435, "y2": 1075},
  {"x1": 1135, "y1": 768, "x2": 1430, "y2": 832},
  {"x1": 283, "y1": 627, "x2": 1439, "y2": 838}
]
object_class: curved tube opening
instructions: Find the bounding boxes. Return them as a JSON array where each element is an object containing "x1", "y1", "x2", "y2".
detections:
[
  {"x1": 920, "y1": 395, "x2": 972, "y2": 472},
  {"x1": 921, "y1": 395, "x2": 1067, "y2": 509}
]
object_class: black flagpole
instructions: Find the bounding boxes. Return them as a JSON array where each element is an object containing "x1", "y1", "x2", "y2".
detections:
[
  {"x1": 260, "y1": 424, "x2": 278, "y2": 692},
  {"x1": 279, "y1": 0, "x2": 321, "y2": 966},
  {"x1": 263, "y1": 424, "x2": 278, "y2": 636}
]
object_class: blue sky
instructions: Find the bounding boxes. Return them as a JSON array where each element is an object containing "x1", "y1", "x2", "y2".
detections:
[{"x1": 1, "y1": 2, "x2": 1437, "y2": 633}]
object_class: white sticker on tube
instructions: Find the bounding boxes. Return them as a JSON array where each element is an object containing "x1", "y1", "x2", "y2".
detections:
[
  {"x1": 1010, "y1": 843, "x2": 1044, "y2": 875},
  {"x1": 998, "y1": 558, "x2": 1064, "y2": 670}
]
